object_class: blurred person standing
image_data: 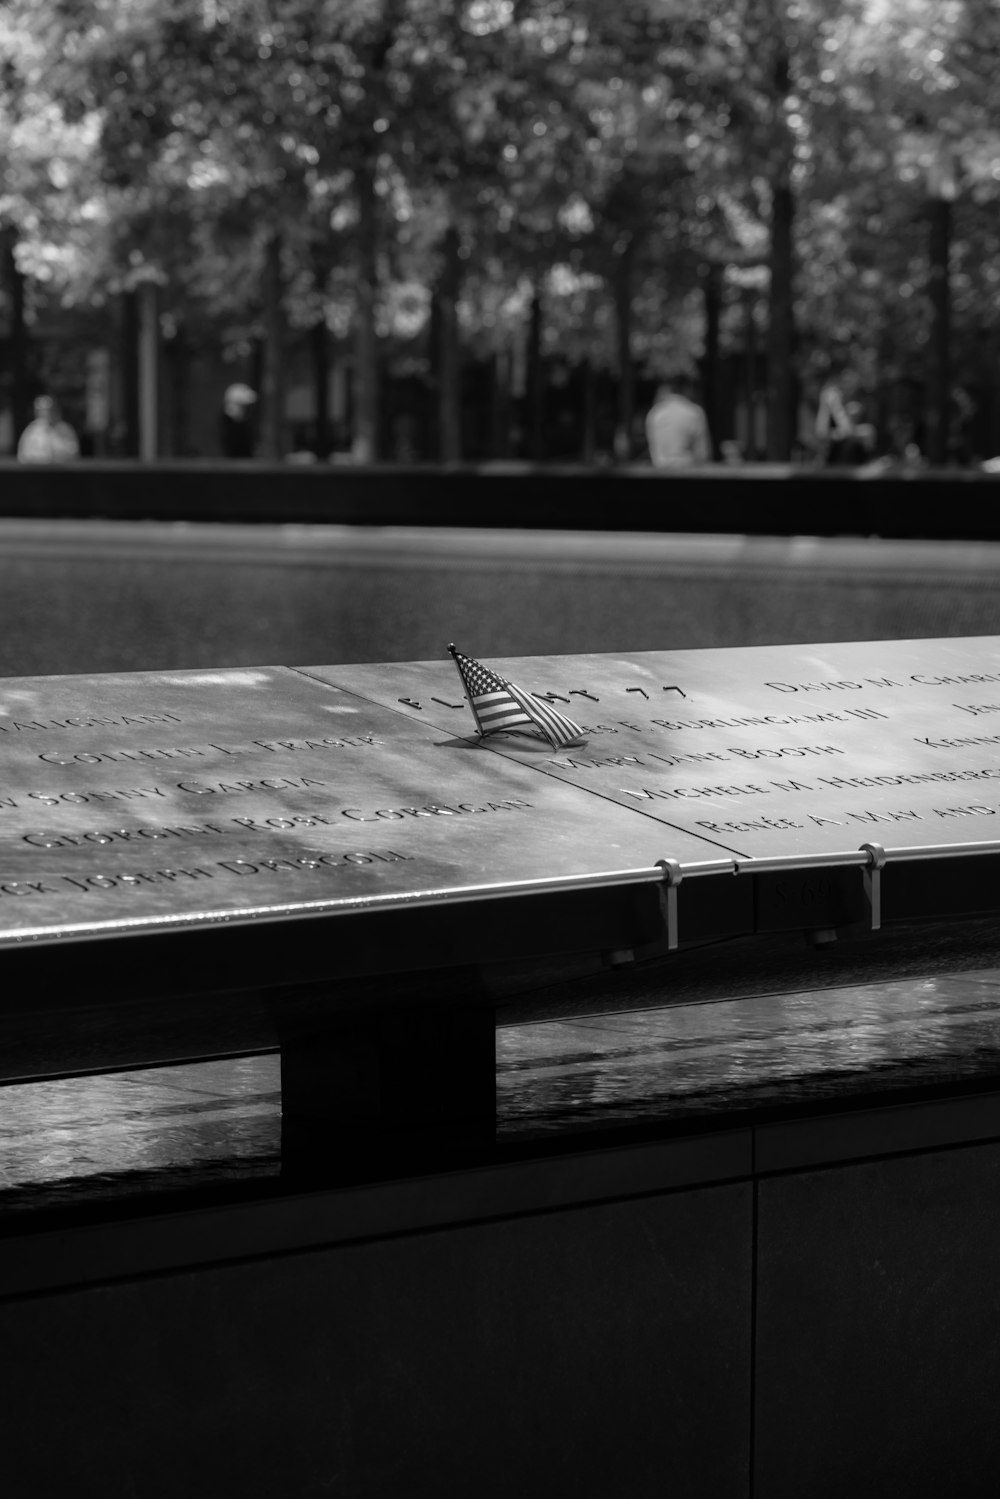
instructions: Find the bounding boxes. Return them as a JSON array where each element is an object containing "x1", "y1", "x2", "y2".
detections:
[
  {"x1": 815, "y1": 369, "x2": 857, "y2": 464},
  {"x1": 17, "y1": 395, "x2": 79, "y2": 463},
  {"x1": 646, "y1": 376, "x2": 712, "y2": 467},
  {"x1": 221, "y1": 383, "x2": 257, "y2": 457}
]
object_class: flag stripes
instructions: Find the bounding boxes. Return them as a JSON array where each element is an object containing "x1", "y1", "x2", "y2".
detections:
[
  {"x1": 448, "y1": 644, "x2": 585, "y2": 749},
  {"x1": 506, "y1": 681, "x2": 586, "y2": 748}
]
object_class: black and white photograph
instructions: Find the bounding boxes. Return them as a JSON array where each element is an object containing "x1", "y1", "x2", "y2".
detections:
[{"x1": 2, "y1": 3, "x2": 1000, "y2": 1495}]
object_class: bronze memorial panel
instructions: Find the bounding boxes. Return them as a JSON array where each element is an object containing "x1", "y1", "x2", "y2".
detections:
[
  {"x1": 0, "y1": 665, "x2": 724, "y2": 946},
  {"x1": 8, "y1": 637, "x2": 1000, "y2": 948},
  {"x1": 306, "y1": 636, "x2": 1000, "y2": 866}
]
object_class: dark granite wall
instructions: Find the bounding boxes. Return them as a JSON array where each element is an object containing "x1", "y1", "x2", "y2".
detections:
[{"x1": 1, "y1": 1182, "x2": 752, "y2": 1498}]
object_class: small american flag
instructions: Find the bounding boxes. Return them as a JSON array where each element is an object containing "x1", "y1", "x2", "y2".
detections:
[{"x1": 448, "y1": 645, "x2": 585, "y2": 749}]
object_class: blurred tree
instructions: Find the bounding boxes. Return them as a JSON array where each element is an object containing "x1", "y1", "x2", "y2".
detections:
[{"x1": 2, "y1": 0, "x2": 999, "y2": 466}]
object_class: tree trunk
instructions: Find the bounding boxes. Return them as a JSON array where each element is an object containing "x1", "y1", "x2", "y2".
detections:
[
  {"x1": 613, "y1": 238, "x2": 636, "y2": 460},
  {"x1": 311, "y1": 317, "x2": 330, "y2": 459},
  {"x1": 258, "y1": 230, "x2": 285, "y2": 460},
  {"x1": 427, "y1": 292, "x2": 441, "y2": 460},
  {"x1": 121, "y1": 290, "x2": 140, "y2": 457},
  {"x1": 309, "y1": 250, "x2": 333, "y2": 460},
  {"x1": 167, "y1": 328, "x2": 190, "y2": 458},
  {"x1": 874, "y1": 313, "x2": 892, "y2": 456},
  {"x1": 765, "y1": 35, "x2": 796, "y2": 462},
  {"x1": 926, "y1": 196, "x2": 951, "y2": 466},
  {"x1": 0, "y1": 228, "x2": 29, "y2": 441},
  {"x1": 581, "y1": 356, "x2": 598, "y2": 463},
  {"x1": 528, "y1": 284, "x2": 545, "y2": 461},
  {"x1": 435, "y1": 225, "x2": 462, "y2": 463},
  {"x1": 489, "y1": 343, "x2": 509, "y2": 459},
  {"x1": 353, "y1": 162, "x2": 380, "y2": 463},
  {"x1": 990, "y1": 328, "x2": 1000, "y2": 461},
  {"x1": 250, "y1": 337, "x2": 264, "y2": 396},
  {"x1": 765, "y1": 178, "x2": 795, "y2": 459},
  {"x1": 137, "y1": 281, "x2": 159, "y2": 462},
  {"x1": 744, "y1": 290, "x2": 758, "y2": 459},
  {"x1": 701, "y1": 261, "x2": 722, "y2": 459}
]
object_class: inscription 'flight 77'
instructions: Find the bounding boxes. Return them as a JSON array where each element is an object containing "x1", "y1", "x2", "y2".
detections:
[{"x1": 402, "y1": 684, "x2": 687, "y2": 712}]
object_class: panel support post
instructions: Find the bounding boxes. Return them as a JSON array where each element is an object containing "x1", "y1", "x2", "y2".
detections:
[
  {"x1": 276, "y1": 967, "x2": 496, "y2": 1184},
  {"x1": 860, "y1": 842, "x2": 886, "y2": 931},
  {"x1": 656, "y1": 858, "x2": 683, "y2": 951}
]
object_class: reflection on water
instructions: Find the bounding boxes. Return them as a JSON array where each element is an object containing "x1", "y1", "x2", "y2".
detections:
[
  {"x1": 496, "y1": 971, "x2": 1000, "y2": 1134},
  {"x1": 0, "y1": 1056, "x2": 282, "y2": 1193},
  {"x1": 3, "y1": 969, "x2": 1000, "y2": 1196}
]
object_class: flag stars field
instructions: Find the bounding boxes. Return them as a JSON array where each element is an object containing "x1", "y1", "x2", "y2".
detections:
[{"x1": 448, "y1": 645, "x2": 586, "y2": 750}]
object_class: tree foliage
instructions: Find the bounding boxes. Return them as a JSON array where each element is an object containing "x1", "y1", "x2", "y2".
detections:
[{"x1": 2, "y1": 0, "x2": 999, "y2": 458}]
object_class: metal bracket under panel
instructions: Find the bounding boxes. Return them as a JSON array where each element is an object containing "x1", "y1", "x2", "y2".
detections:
[
  {"x1": 655, "y1": 857, "x2": 684, "y2": 951},
  {"x1": 859, "y1": 841, "x2": 887, "y2": 931}
]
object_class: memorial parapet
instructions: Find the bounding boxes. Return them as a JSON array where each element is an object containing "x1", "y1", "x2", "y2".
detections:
[
  {"x1": 6, "y1": 639, "x2": 1000, "y2": 965},
  {"x1": 0, "y1": 663, "x2": 731, "y2": 962},
  {"x1": 6, "y1": 639, "x2": 1000, "y2": 1174},
  {"x1": 0, "y1": 660, "x2": 712, "y2": 1175},
  {"x1": 309, "y1": 635, "x2": 1000, "y2": 933}
]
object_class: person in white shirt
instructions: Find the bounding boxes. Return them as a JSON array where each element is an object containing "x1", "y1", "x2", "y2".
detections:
[
  {"x1": 815, "y1": 375, "x2": 855, "y2": 464},
  {"x1": 220, "y1": 382, "x2": 257, "y2": 457},
  {"x1": 646, "y1": 377, "x2": 712, "y2": 467},
  {"x1": 17, "y1": 395, "x2": 80, "y2": 463}
]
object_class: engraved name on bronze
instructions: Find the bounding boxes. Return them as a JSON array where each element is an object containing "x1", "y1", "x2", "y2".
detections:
[
  {"x1": 21, "y1": 822, "x2": 231, "y2": 848},
  {"x1": 34, "y1": 732, "x2": 383, "y2": 767},
  {"x1": 5, "y1": 775, "x2": 335, "y2": 808},
  {"x1": 0, "y1": 848, "x2": 415, "y2": 901},
  {"x1": 647, "y1": 710, "x2": 873, "y2": 731},
  {"x1": 546, "y1": 743, "x2": 844, "y2": 772},
  {"x1": 917, "y1": 732, "x2": 1000, "y2": 750},
  {"x1": 0, "y1": 712, "x2": 184, "y2": 734},
  {"x1": 217, "y1": 849, "x2": 411, "y2": 878},
  {"x1": 237, "y1": 797, "x2": 533, "y2": 827},
  {"x1": 5, "y1": 797, "x2": 535, "y2": 851},
  {"x1": 8, "y1": 786, "x2": 168, "y2": 808},
  {"x1": 762, "y1": 669, "x2": 1000, "y2": 693}
]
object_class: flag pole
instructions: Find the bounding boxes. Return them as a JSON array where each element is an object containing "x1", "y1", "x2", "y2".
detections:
[{"x1": 446, "y1": 643, "x2": 483, "y2": 736}]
